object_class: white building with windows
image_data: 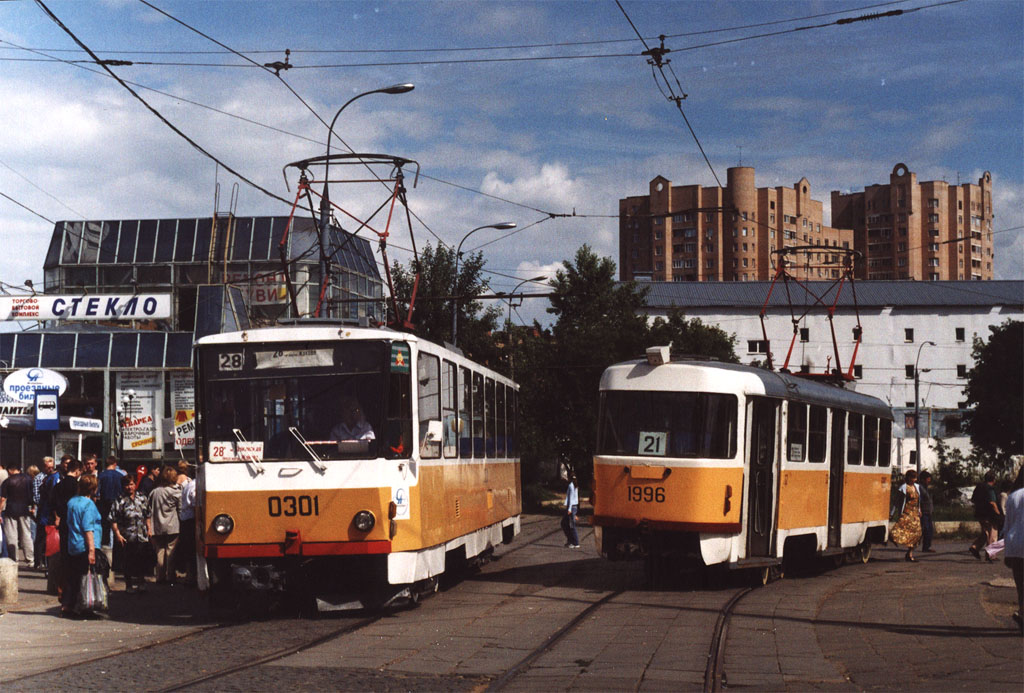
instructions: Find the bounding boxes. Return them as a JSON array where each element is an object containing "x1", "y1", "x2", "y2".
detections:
[{"x1": 639, "y1": 280, "x2": 1023, "y2": 470}]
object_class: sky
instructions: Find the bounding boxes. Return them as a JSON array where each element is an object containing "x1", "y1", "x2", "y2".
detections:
[{"x1": 0, "y1": 0, "x2": 1021, "y2": 328}]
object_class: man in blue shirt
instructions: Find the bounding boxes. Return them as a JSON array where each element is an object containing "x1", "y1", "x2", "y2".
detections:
[{"x1": 97, "y1": 456, "x2": 124, "y2": 549}]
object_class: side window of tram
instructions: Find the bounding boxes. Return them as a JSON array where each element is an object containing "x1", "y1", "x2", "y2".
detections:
[
  {"x1": 485, "y1": 378, "x2": 496, "y2": 457},
  {"x1": 808, "y1": 405, "x2": 827, "y2": 463},
  {"x1": 863, "y1": 416, "x2": 878, "y2": 466},
  {"x1": 508, "y1": 388, "x2": 518, "y2": 457},
  {"x1": 459, "y1": 366, "x2": 472, "y2": 458},
  {"x1": 787, "y1": 402, "x2": 807, "y2": 462},
  {"x1": 441, "y1": 360, "x2": 457, "y2": 459},
  {"x1": 472, "y1": 372, "x2": 485, "y2": 458},
  {"x1": 417, "y1": 353, "x2": 441, "y2": 459},
  {"x1": 846, "y1": 413, "x2": 863, "y2": 465},
  {"x1": 878, "y1": 419, "x2": 892, "y2": 467},
  {"x1": 495, "y1": 383, "x2": 506, "y2": 457}
]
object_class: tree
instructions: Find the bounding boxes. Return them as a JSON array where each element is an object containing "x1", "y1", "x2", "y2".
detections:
[
  {"x1": 517, "y1": 246, "x2": 738, "y2": 488},
  {"x1": 963, "y1": 319, "x2": 1023, "y2": 469},
  {"x1": 389, "y1": 243, "x2": 502, "y2": 366},
  {"x1": 647, "y1": 307, "x2": 738, "y2": 363}
]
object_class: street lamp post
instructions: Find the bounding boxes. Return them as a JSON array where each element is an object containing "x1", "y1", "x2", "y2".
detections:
[
  {"x1": 451, "y1": 222, "x2": 516, "y2": 348},
  {"x1": 914, "y1": 341, "x2": 936, "y2": 474},
  {"x1": 506, "y1": 275, "x2": 545, "y2": 378},
  {"x1": 119, "y1": 389, "x2": 136, "y2": 461},
  {"x1": 317, "y1": 83, "x2": 414, "y2": 317}
]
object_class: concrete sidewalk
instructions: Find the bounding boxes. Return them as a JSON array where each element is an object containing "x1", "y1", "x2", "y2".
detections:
[{"x1": 0, "y1": 564, "x2": 209, "y2": 683}]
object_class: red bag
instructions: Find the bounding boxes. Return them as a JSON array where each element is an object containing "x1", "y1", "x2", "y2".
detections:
[{"x1": 45, "y1": 524, "x2": 60, "y2": 557}]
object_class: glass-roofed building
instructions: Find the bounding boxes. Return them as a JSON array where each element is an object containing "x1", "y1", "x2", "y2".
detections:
[{"x1": 0, "y1": 215, "x2": 382, "y2": 468}]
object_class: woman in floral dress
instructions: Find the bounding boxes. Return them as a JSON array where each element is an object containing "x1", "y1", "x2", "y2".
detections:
[{"x1": 891, "y1": 469, "x2": 923, "y2": 562}]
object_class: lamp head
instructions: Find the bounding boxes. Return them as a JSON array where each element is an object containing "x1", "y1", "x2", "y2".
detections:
[
  {"x1": 491, "y1": 222, "x2": 516, "y2": 230},
  {"x1": 382, "y1": 83, "x2": 415, "y2": 94}
]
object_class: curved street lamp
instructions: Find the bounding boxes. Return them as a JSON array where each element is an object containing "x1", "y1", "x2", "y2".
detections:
[
  {"x1": 913, "y1": 340, "x2": 936, "y2": 474},
  {"x1": 451, "y1": 222, "x2": 516, "y2": 348},
  {"x1": 506, "y1": 275, "x2": 545, "y2": 378},
  {"x1": 317, "y1": 83, "x2": 415, "y2": 317}
]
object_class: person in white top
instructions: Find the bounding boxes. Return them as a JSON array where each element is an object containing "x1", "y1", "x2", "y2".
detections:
[
  {"x1": 330, "y1": 396, "x2": 375, "y2": 443},
  {"x1": 561, "y1": 473, "x2": 580, "y2": 549},
  {"x1": 1002, "y1": 465, "x2": 1023, "y2": 632}
]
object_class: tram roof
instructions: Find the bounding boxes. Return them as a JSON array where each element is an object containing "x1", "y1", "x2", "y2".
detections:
[
  {"x1": 602, "y1": 359, "x2": 892, "y2": 419},
  {"x1": 638, "y1": 280, "x2": 1024, "y2": 310}
]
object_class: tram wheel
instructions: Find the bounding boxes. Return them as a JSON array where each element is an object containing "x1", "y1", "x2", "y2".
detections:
[
  {"x1": 830, "y1": 553, "x2": 845, "y2": 569},
  {"x1": 858, "y1": 543, "x2": 872, "y2": 564}
]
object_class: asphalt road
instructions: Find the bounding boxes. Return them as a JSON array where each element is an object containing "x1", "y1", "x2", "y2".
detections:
[{"x1": 1, "y1": 516, "x2": 1020, "y2": 691}]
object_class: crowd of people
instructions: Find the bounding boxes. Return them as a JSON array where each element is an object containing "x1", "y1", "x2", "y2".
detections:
[
  {"x1": 889, "y1": 465, "x2": 1024, "y2": 632},
  {"x1": 0, "y1": 454, "x2": 197, "y2": 618}
]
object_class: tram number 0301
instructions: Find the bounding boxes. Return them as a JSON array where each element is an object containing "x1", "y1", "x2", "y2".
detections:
[
  {"x1": 627, "y1": 486, "x2": 665, "y2": 503},
  {"x1": 267, "y1": 495, "x2": 320, "y2": 517}
]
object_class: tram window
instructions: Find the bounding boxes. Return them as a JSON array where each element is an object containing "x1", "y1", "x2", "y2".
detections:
[
  {"x1": 459, "y1": 366, "x2": 472, "y2": 458},
  {"x1": 495, "y1": 383, "x2": 507, "y2": 457},
  {"x1": 485, "y1": 378, "x2": 496, "y2": 457},
  {"x1": 787, "y1": 402, "x2": 807, "y2": 461},
  {"x1": 863, "y1": 416, "x2": 878, "y2": 466},
  {"x1": 879, "y1": 419, "x2": 892, "y2": 467},
  {"x1": 472, "y1": 372, "x2": 484, "y2": 458},
  {"x1": 597, "y1": 391, "x2": 737, "y2": 459},
  {"x1": 441, "y1": 361, "x2": 457, "y2": 458},
  {"x1": 847, "y1": 413, "x2": 862, "y2": 465},
  {"x1": 808, "y1": 405, "x2": 827, "y2": 462},
  {"x1": 417, "y1": 353, "x2": 441, "y2": 459},
  {"x1": 508, "y1": 389, "x2": 518, "y2": 457}
]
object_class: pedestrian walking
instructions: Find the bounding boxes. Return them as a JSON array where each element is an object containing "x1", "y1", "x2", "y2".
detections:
[
  {"x1": 147, "y1": 466, "x2": 182, "y2": 584},
  {"x1": 53, "y1": 458, "x2": 83, "y2": 601},
  {"x1": 1, "y1": 463, "x2": 35, "y2": 566},
  {"x1": 137, "y1": 466, "x2": 160, "y2": 497},
  {"x1": 561, "y1": 473, "x2": 580, "y2": 549},
  {"x1": 919, "y1": 471, "x2": 935, "y2": 553},
  {"x1": 969, "y1": 471, "x2": 1001, "y2": 560},
  {"x1": 96, "y1": 456, "x2": 124, "y2": 549},
  {"x1": 62, "y1": 474, "x2": 103, "y2": 618},
  {"x1": 177, "y1": 464, "x2": 197, "y2": 585},
  {"x1": 890, "y1": 469, "x2": 922, "y2": 562},
  {"x1": 34, "y1": 456, "x2": 59, "y2": 570},
  {"x1": 110, "y1": 474, "x2": 150, "y2": 593},
  {"x1": 1001, "y1": 465, "x2": 1023, "y2": 633}
]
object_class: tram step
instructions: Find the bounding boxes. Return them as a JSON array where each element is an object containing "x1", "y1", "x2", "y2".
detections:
[{"x1": 729, "y1": 557, "x2": 782, "y2": 569}]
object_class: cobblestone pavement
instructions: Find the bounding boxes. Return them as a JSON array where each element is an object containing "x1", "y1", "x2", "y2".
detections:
[{"x1": 1, "y1": 520, "x2": 1019, "y2": 691}]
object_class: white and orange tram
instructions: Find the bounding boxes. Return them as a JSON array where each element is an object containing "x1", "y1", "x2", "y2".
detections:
[
  {"x1": 592, "y1": 348, "x2": 893, "y2": 582},
  {"x1": 193, "y1": 322, "x2": 521, "y2": 609}
]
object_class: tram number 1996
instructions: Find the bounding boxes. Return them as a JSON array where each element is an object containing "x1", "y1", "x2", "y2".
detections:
[
  {"x1": 268, "y1": 495, "x2": 320, "y2": 517},
  {"x1": 627, "y1": 486, "x2": 665, "y2": 503}
]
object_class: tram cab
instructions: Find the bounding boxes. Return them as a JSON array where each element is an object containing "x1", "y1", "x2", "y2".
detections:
[
  {"x1": 194, "y1": 323, "x2": 521, "y2": 608},
  {"x1": 592, "y1": 352, "x2": 893, "y2": 578}
]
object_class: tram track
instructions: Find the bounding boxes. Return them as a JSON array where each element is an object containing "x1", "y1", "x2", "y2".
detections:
[
  {"x1": 155, "y1": 614, "x2": 383, "y2": 692},
  {"x1": 703, "y1": 586, "x2": 753, "y2": 693}
]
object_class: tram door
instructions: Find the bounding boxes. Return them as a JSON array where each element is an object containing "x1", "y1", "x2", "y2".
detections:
[
  {"x1": 827, "y1": 409, "x2": 846, "y2": 548},
  {"x1": 746, "y1": 398, "x2": 776, "y2": 557}
]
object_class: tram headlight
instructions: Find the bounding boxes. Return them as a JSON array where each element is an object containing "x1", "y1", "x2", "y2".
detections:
[
  {"x1": 353, "y1": 510, "x2": 376, "y2": 532},
  {"x1": 212, "y1": 514, "x2": 234, "y2": 535}
]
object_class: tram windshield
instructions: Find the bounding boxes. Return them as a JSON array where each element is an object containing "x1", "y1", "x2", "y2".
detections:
[
  {"x1": 199, "y1": 340, "x2": 412, "y2": 462},
  {"x1": 598, "y1": 391, "x2": 737, "y2": 459}
]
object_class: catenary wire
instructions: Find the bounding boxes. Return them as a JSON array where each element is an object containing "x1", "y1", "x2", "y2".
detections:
[
  {"x1": 33, "y1": 0, "x2": 294, "y2": 209},
  {"x1": 0, "y1": 157, "x2": 87, "y2": 219},
  {"x1": 4, "y1": 1, "x2": 912, "y2": 56},
  {"x1": 4, "y1": 2, "x2": 959, "y2": 69}
]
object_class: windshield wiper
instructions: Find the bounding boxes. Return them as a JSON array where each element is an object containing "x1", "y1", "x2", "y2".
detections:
[
  {"x1": 288, "y1": 427, "x2": 328, "y2": 473},
  {"x1": 232, "y1": 428, "x2": 265, "y2": 475}
]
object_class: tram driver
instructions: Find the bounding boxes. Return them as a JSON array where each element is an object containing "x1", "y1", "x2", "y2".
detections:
[{"x1": 331, "y1": 395, "x2": 375, "y2": 453}]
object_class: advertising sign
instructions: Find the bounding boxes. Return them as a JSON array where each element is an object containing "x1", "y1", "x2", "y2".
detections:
[
  {"x1": 225, "y1": 271, "x2": 288, "y2": 305},
  {"x1": 4, "y1": 368, "x2": 68, "y2": 407},
  {"x1": 34, "y1": 389, "x2": 59, "y2": 432},
  {"x1": 0, "y1": 294, "x2": 171, "y2": 321},
  {"x1": 170, "y1": 372, "x2": 195, "y2": 450},
  {"x1": 117, "y1": 372, "x2": 162, "y2": 451},
  {"x1": 69, "y1": 417, "x2": 103, "y2": 433}
]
